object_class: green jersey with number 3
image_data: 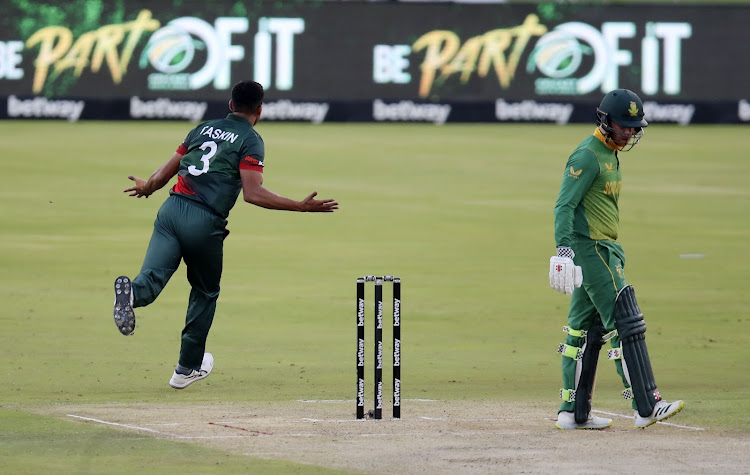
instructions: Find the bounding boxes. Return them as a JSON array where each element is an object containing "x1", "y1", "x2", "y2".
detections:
[{"x1": 170, "y1": 113, "x2": 265, "y2": 218}]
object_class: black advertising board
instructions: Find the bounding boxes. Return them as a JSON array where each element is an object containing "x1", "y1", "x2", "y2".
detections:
[{"x1": 1, "y1": 1, "x2": 748, "y2": 123}]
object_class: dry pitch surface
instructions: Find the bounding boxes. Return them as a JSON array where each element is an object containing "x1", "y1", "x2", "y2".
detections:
[{"x1": 35, "y1": 400, "x2": 749, "y2": 474}]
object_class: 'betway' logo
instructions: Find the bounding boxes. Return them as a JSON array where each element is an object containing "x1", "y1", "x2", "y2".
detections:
[
  {"x1": 375, "y1": 381, "x2": 383, "y2": 409},
  {"x1": 393, "y1": 338, "x2": 401, "y2": 367},
  {"x1": 376, "y1": 301, "x2": 383, "y2": 329},
  {"x1": 130, "y1": 97, "x2": 207, "y2": 122},
  {"x1": 357, "y1": 338, "x2": 364, "y2": 367},
  {"x1": 262, "y1": 100, "x2": 329, "y2": 124},
  {"x1": 373, "y1": 99, "x2": 451, "y2": 125},
  {"x1": 738, "y1": 100, "x2": 750, "y2": 122},
  {"x1": 495, "y1": 99, "x2": 573, "y2": 124},
  {"x1": 376, "y1": 340, "x2": 383, "y2": 369},
  {"x1": 393, "y1": 378, "x2": 401, "y2": 406},
  {"x1": 643, "y1": 101, "x2": 695, "y2": 125},
  {"x1": 393, "y1": 298, "x2": 401, "y2": 326},
  {"x1": 357, "y1": 298, "x2": 365, "y2": 327},
  {"x1": 357, "y1": 378, "x2": 364, "y2": 407},
  {"x1": 7, "y1": 95, "x2": 84, "y2": 122}
]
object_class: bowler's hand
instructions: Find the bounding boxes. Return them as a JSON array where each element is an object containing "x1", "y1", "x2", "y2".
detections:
[
  {"x1": 124, "y1": 175, "x2": 150, "y2": 198},
  {"x1": 549, "y1": 246, "x2": 583, "y2": 295},
  {"x1": 299, "y1": 191, "x2": 338, "y2": 212}
]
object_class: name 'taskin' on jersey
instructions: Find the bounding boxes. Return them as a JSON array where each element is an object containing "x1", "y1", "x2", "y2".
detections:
[{"x1": 199, "y1": 126, "x2": 239, "y2": 143}]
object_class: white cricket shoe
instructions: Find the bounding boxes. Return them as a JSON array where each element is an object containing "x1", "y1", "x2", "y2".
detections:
[
  {"x1": 634, "y1": 400, "x2": 685, "y2": 428},
  {"x1": 113, "y1": 276, "x2": 135, "y2": 335},
  {"x1": 169, "y1": 353, "x2": 214, "y2": 389},
  {"x1": 555, "y1": 411, "x2": 613, "y2": 430}
]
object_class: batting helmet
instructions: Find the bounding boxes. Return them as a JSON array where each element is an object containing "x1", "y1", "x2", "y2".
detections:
[
  {"x1": 597, "y1": 89, "x2": 648, "y2": 129},
  {"x1": 596, "y1": 89, "x2": 647, "y2": 151}
]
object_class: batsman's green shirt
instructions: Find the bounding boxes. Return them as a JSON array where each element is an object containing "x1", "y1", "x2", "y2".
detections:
[
  {"x1": 554, "y1": 128, "x2": 622, "y2": 247},
  {"x1": 170, "y1": 113, "x2": 265, "y2": 219}
]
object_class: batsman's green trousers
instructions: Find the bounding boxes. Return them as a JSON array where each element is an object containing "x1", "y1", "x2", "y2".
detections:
[
  {"x1": 559, "y1": 238, "x2": 635, "y2": 413},
  {"x1": 132, "y1": 195, "x2": 228, "y2": 371}
]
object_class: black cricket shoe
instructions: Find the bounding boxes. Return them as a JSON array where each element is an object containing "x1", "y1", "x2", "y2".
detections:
[{"x1": 113, "y1": 276, "x2": 135, "y2": 335}]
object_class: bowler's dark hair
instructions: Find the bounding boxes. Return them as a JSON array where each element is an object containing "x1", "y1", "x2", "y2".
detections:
[{"x1": 231, "y1": 81, "x2": 264, "y2": 113}]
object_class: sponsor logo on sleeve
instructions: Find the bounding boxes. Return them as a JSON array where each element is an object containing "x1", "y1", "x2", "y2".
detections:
[
  {"x1": 243, "y1": 157, "x2": 264, "y2": 167},
  {"x1": 567, "y1": 167, "x2": 583, "y2": 178}
]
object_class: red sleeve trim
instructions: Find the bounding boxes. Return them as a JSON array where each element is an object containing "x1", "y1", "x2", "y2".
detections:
[
  {"x1": 176, "y1": 143, "x2": 188, "y2": 155},
  {"x1": 239, "y1": 155, "x2": 264, "y2": 172},
  {"x1": 239, "y1": 164, "x2": 264, "y2": 172}
]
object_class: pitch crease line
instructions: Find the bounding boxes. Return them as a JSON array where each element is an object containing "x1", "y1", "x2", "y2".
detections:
[
  {"x1": 67, "y1": 414, "x2": 186, "y2": 437},
  {"x1": 592, "y1": 410, "x2": 704, "y2": 430}
]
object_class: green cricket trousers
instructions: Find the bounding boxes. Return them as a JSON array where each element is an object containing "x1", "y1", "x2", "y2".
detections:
[
  {"x1": 132, "y1": 194, "x2": 228, "y2": 371},
  {"x1": 559, "y1": 238, "x2": 635, "y2": 413}
]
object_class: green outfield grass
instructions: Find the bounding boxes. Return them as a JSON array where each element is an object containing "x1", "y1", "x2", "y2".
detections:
[{"x1": 1, "y1": 120, "x2": 748, "y2": 472}]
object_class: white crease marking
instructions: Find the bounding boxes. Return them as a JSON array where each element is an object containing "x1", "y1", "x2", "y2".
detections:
[
  {"x1": 67, "y1": 414, "x2": 185, "y2": 438},
  {"x1": 593, "y1": 410, "x2": 704, "y2": 431}
]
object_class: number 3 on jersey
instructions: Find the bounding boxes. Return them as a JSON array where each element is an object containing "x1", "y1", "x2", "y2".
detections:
[{"x1": 188, "y1": 141, "x2": 218, "y2": 176}]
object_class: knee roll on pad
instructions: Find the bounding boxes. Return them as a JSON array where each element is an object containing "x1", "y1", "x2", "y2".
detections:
[{"x1": 614, "y1": 285, "x2": 661, "y2": 417}]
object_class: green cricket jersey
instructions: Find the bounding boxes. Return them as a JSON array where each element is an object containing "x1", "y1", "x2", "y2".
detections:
[
  {"x1": 554, "y1": 128, "x2": 622, "y2": 247},
  {"x1": 170, "y1": 113, "x2": 265, "y2": 219}
]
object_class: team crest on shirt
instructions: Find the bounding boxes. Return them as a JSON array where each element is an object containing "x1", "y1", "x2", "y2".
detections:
[
  {"x1": 615, "y1": 264, "x2": 624, "y2": 279},
  {"x1": 605, "y1": 162, "x2": 614, "y2": 172}
]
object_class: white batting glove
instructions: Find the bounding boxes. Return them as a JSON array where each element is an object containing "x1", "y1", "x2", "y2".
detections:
[{"x1": 549, "y1": 246, "x2": 583, "y2": 295}]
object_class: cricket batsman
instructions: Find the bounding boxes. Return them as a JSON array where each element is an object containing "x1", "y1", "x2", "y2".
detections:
[{"x1": 549, "y1": 89, "x2": 684, "y2": 429}]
